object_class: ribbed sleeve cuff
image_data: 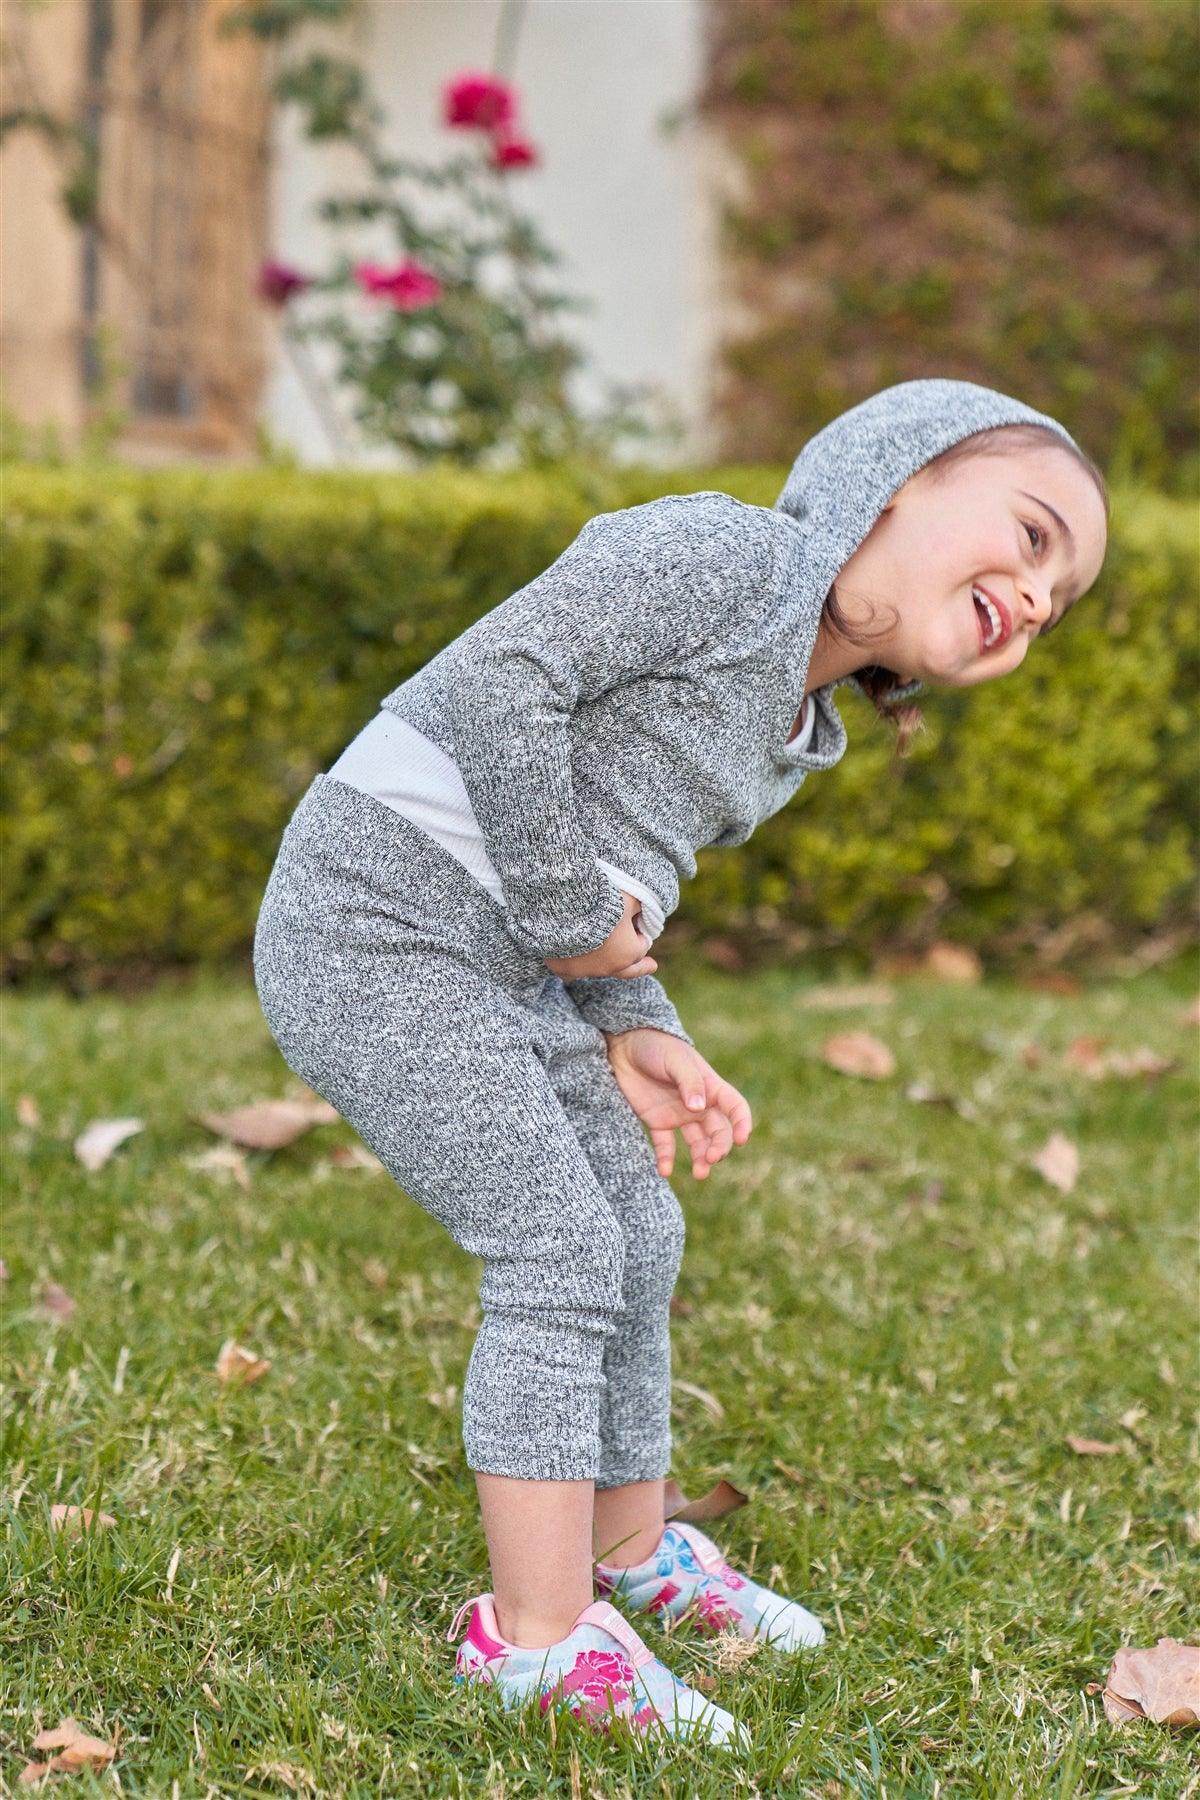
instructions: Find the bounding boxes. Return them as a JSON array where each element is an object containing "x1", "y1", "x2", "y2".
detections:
[
  {"x1": 502, "y1": 864, "x2": 628, "y2": 960},
  {"x1": 563, "y1": 973, "x2": 694, "y2": 1047}
]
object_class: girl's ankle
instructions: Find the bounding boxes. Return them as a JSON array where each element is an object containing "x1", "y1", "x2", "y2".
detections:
[{"x1": 492, "y1": 1604, "x2": 582, "y2": 1650}]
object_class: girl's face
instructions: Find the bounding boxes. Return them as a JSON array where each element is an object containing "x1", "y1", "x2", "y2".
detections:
[{"x1": 834, "y1": 443, "x2": 1109, "y2": 688}]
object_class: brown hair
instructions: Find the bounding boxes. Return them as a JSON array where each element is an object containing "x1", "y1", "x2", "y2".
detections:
[{"x1": 825, "y1": 422, "x2": 1109, "y2": 758}]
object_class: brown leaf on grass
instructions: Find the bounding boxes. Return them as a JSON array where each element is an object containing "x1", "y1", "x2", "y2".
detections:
[
  {"x1": 215, "y1": 1339, "x2": 271, "y2": 1385},
  {"x1": 672, "y1": 1378, "x2": 725, "y2": 1419},
  {"x1": 1018, "y1": 971, "x2": 1083, "y2": 995},
  {"x1": 1064, "y1": 1037, "x2": 1176, "y2": 1081},
  {"x1": 184, "y1": 1144, "x2": 253, "y2": 1190},
  {"x1": 73, "y1": 1116, "x2": 144, "y2": 1171},
  {"x1": 822, "y1": 1030, "x2": 895, "y2": 1080},
  {"x1": 1066, "y1": 1435, "x2": 1121, "y2": 1456},
  {"x1": 1063, "y1": 1035, "x2": 1110, "y2": 1074},
  {"x1": 49, "y1": 1504, "x2": 117, "y2": 1532},
  {"x1": 1102, "y1": 1638, "x2": 1200, "y2": 1728},
  {"x1": 362, "y1": 1258, "x2": 390, "y2": 1288},
  {"x1": 195, "y1": 1098, "x2": 340, "y2": 1151},
  {"x1": 36, "y1": 1283, "x2": 76, "y2": 1321},
  {"x1": 700, "y1": 936, "x2": 744, "y2": 971},
  {"x1": 1021, "y1": 1042, "x2": 1046, "y2": 1069},
  {"x1": 329, "y1": 1144, "x2": 386, "y2": 1172},
  {"x1": 16, "y1": 1094, "x2": 41, "y2": 1127},
  {"x1": 1032, "y1": 1132, "x2": 1079, "y2": 1193},
  {"x1": 923, "y1": 941, "x2": 983, "y2": 983},
  {"x1": 22, "y1": 1718, "x2": 117, "y2": 1782},
  {"x1": 663, "y1": 1475, "x2": 748, "y2": 1523},
  {"x1": 668, "y1": 1295, "x2": 694, "y2": 1316},
  {"x1": 801, "y1": 982, "x2": 894, "y2": 1009}
]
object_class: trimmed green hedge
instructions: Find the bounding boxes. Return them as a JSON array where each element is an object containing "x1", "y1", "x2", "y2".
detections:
[{"x1": 3, "y1": 461, "x2": 1196, "y2": 983}]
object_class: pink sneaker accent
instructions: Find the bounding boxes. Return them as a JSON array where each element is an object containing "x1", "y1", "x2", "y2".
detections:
[{"x1": 445, "y1": 1590, "x2": 750, "y2": 1745}]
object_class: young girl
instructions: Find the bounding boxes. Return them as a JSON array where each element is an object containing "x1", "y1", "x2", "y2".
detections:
[{"x1": 252, "y1": 377, "x2": 1108, "y2": 1747}]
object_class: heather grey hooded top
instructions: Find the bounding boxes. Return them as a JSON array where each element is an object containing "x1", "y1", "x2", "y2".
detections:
[{"x1": 381, "y1": 378, "x2": 1080, "y2": 1046}]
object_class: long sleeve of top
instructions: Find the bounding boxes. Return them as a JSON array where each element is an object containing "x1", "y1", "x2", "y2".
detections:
[{"x1": 415, "y1": 495, "x2": 789, "y2": 960}]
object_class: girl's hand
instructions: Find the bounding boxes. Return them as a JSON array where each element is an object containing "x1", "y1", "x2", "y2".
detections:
[
  {"x1": 543, "y1": 891, "x2": 658, "y2": 983},
  {"x1": 602, "y1": 1027, "x2": 753, "y2": 1180}
]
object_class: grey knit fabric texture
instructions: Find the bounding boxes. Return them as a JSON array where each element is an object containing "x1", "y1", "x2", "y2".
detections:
[
  {"x1": 253, "y1": 782, "x2": 684, "y2": 1484},
  {"x1": 252, "y1": 377, "x2": 1079, "y2": 1485}
]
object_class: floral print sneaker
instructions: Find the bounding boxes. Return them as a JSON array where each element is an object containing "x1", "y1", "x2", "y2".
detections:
[
  {"x1": 446, "y1": 1592, "x2": 749, "y2": 1747},
  {"x1": 595, "y1": 1521, "x2": 826, "y2": 1652}
]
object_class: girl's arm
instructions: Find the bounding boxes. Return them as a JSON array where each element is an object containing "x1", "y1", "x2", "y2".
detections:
[{"x1": 444, "y1": 494, "x2": 780, "y2": 960}]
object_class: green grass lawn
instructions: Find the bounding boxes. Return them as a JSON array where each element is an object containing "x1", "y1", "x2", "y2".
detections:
[{"x1": 2, "y1": 955, "x2": 1197, "y2": 1798}]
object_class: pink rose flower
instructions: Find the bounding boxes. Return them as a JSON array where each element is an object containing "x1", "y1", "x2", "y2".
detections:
[
  {"x1": 442, "y1": 70, "x2": 517, "y2": 131},
  {"x1": 257, "y1": 259, "x2": 310, "y2": 307},
  {"x1": 488, "y1": 130, "x2": 539, "y2": 171},
  {"x1": 353, "y1": 259, "x2": 443, "y2": 310}
]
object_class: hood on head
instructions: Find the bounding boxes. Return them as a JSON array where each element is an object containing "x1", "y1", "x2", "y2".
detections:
[{"x1": 774, "y1": 378, "x2": 1081, "y2": 705}]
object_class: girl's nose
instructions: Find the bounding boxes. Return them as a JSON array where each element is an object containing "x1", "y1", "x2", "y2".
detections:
[{"x1": 1016, "y1": 581, "x2": 1053, "y2": 633}]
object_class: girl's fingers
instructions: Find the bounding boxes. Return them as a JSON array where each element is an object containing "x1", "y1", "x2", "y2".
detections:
[
  {"x1": 679, "y1": 1118, "x2": 712, "y2": 1176},
  {"x1": 649, "y1": 1125, "x2": 675, "y2": 1177}
]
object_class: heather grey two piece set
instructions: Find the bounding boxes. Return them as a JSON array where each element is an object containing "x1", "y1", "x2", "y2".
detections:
[{"x1": 252, "y1": 380, "x2": 1079, "y2": 1484}]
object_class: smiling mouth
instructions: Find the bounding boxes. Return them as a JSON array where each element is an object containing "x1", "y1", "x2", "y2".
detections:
[{"x1": 972, "y1": 586, "x2": 1013, "y2": 653}]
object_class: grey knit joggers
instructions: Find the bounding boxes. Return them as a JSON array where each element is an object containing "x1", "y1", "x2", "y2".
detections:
[{"x1": 251, "y1": 773, "x2": 686, "y2": 1486}]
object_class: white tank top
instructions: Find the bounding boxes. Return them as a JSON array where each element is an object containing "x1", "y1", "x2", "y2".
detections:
[{"x1": 324, "y1": 695, "x2": 815, "y2": 947}]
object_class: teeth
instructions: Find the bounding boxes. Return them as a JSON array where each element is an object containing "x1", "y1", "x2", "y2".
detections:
[{"x1": 974, "y1": 588, "x2": 1003, "y2": 647}]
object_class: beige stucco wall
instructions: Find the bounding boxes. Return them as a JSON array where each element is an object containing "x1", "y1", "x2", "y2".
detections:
[{"x1": 0, "y1": 0, "x2": 89, "y2": 441}]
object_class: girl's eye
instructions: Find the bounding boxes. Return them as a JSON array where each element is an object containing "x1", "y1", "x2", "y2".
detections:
[{"x1": 1025, "y1": 521, "x2": 1045, "y2": 552}]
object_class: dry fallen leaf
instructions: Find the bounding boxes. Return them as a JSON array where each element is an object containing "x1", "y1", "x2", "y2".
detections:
[
  {"x1": 1021, "y1": 1041, "x2": 1046, "y2": 1069},
  {"x1": 1018, "y1": 971, "x2": 1083, "y2": 995},
  {"x1": 185, "y1": 1144, "x2": 253, "y2": 1190},
  {"x1": 700, "y1": 936, "x2": 744, "y2": 971},
  {"x1": 16, "y1": 1093, "x2": 40, "y2": 1127},
  {"x1": 801, "y1": 983, "x2": 894, "y2": 1010},
  {"x1": 1064, "y1": 1037, "x2": 1176, "y2": 1081},
  {"x1": 924, "y1": 941, "x2": 983, "y2": 983},
  {"x1": 1102, "y1": 1638, "x2": 1200, "y2": 1729},
  {"x1": 362, "y1": 1257, "x2": 390, "y2": 1288},
  {"x1": 672, "y1": 1378, "x2": 725, "y2": 1420},
  {"x1": 1063, "y1": 1035, "x2": 1110, "y2": 1075},
  {"x1": 215, "y1": 1339, "x2": 271, "y2": 1385},
  {"x1": 329, "y1": 1144, "x2": 386, "y2": 1172},
  {"x1": 663, "y1": 1475, "x2": 748, "y2": 1523},
  {"x1": 74, "y1": 1116, "x2": 144, "y2": 1171},
  {"x1": 19, "y1": 1717, "x2": 118, "y2": 1784},
  {"x1": 668, "y1": 1295, "x2": 694, "y2": 1316},
  {"x1": 49, "y1": 1504, "x2": 117, "y2": 1533},
  {"x1": 822, "y1": 1030, "x2": 896, "y2": 1080},
  {"x1": 36, "y1": 1283, "x2": 76, "y2": 1321},
  {"x1": 196, "y1": 1098, "x2": 340, "y2": 1151},
  {"x1": 1032, "y1": 1131, "x2": 1079, "y2": 1193},
  {"x1": 1066, "y1": 1435, "x2": 1121, "y2": 1457}
]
